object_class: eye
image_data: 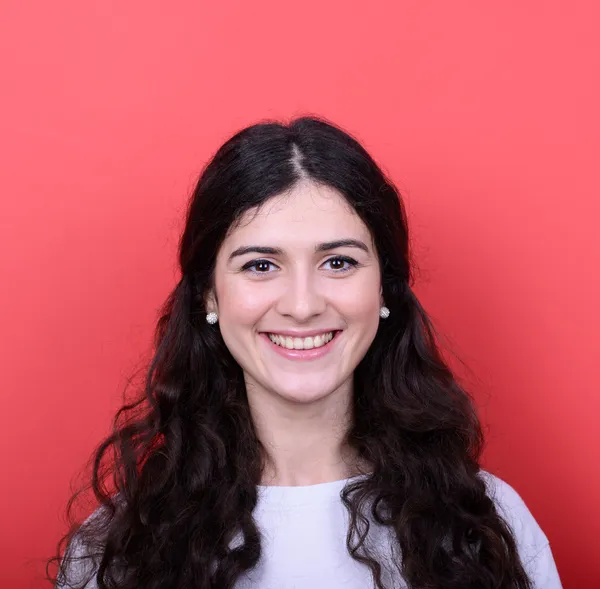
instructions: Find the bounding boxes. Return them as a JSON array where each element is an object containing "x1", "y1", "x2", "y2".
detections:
[
  {"x1": 241, "y1": 259, "x2": 278, "y2": 274},
  {"x1": 322, "y1": 256, "x2": 359, "y2": 272}
]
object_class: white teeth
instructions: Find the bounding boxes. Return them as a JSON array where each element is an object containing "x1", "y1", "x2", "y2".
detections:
[{"x1": 267, "y1": 332, "x2": 335, "y2": 350}]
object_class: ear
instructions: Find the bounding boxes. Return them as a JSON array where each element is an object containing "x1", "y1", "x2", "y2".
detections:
[{"x1": 204, "y1": 289, "x2": 218, "y2": 314}]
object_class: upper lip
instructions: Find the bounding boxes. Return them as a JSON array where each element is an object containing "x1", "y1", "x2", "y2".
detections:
[{"x1": 261, "y1": 329, "x2": 341, "y2": 338}]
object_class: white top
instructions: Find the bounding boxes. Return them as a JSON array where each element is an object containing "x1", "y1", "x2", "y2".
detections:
[
  {"x1": 234, "y1": 471, "x2": 562, "y2": 588},
  {"x1": 60, "y1": 471, "x2": 562, "y2": 589}
]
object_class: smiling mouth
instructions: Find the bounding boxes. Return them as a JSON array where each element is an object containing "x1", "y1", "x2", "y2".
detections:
[{"x1": 266, "y1": 331, "x2": 338, "y2": 350}]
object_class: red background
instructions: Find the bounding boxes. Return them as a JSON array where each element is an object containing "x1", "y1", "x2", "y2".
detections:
[{"x1": 1, "y1": 1, "x2": 598, "y2": 587}]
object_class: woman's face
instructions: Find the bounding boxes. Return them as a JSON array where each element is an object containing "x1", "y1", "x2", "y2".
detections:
[{"x1": 209, "y1": 181, "x2": 383, "y2": 405}]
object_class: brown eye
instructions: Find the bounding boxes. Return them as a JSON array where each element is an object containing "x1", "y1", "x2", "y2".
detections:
[
  {"x1": 323, "y1": 256, "x2": 359, "y2": 272},
  {"x1": 241, "y1": 259, "x2": 278, "y2": 274},
  {"x1": 255, "y1": 261, "x2": 271, "y2": 272}
]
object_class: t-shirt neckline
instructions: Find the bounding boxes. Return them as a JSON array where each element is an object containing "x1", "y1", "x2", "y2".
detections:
[{"x1": 256, "y1": 473, "x2": 369, "y2": 509}]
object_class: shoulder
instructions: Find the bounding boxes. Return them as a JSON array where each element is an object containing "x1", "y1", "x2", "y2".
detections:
[
  {"x1": 56, "y1": 500, "x2": 121, "y2": 589},
  {"x1": 478, "y1": 470, "x2": 549, "y2": 550},
  {"x1": 477, "y1": 470, "x2": 563, "y2": 588}
]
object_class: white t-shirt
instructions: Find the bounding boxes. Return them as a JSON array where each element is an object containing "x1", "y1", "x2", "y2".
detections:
[
  {"x1": 60, "y1": 470, "x2": 562, "y2": 589},
  {"x1": 234, "y1": 470, "x2": 562, "y2": 588}
]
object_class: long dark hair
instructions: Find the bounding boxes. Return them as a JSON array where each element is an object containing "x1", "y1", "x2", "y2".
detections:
[{"x1": 48, "y1": 116, "x2": 532, "y2": 589}]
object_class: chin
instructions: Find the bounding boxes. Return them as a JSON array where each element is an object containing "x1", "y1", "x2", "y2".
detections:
[
  {"x1": 277, "y1": 390, "x2": 332, "y2": 405},
  {"x1": 268, "y1": 376, "x2": 347, "y2": 405}
]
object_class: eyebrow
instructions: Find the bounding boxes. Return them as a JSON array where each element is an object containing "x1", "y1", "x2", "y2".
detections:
[
  {"x1": 316, "y1": 239, "x2": 369, "y2": 253},
  {"x1": 228, "y1": 239, "x2": 370, "y2": 260}
]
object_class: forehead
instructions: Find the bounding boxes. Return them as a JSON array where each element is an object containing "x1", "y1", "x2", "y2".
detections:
[{"x1": 224, "y1": 181, "x2": 372, "y2": 247}]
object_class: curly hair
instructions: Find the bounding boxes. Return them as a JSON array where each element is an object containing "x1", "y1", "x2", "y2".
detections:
[{"x1": 47, "y1": 116, "x2": 533, "y2": 589}]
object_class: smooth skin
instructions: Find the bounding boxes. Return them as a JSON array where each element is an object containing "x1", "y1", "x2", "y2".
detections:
[{"x1": 206, "y1": 180, "x2": 384, "y2": 486}]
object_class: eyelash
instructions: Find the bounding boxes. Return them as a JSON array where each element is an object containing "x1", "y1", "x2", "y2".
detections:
[{"x1": 241, "y1": 256, "x2": 360, "y2": 275}]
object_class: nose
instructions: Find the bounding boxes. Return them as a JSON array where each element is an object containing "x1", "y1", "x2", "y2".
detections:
[{"x1": 275, "y1": 266, "x2": 326, "y2": 322}]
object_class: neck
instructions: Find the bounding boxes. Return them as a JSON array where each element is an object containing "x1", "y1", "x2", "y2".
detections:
[{"x1": 246, "y1": 378, "x2": 364, "y2": 486}]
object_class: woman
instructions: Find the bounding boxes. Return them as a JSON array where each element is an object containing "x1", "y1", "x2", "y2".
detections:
[{"x1": 49, "y1": 116, "x2": 562, "y2": 589}]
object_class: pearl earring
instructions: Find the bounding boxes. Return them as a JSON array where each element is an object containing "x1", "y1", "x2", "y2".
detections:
[
  {"x1": 206, "y1": 312, "x2": 218, "y2": 325},
  {"x1": 379, "y1": 306, "x2": 390, "y2": 319}
]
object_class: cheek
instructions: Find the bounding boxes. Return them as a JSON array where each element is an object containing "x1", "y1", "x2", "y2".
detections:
[
  {"x1": 325, "y1": 277, "x2": 381, "y2": 320},
  {"x1": 216, "y1": 281, "x2": 268, "y2": 368},
  {"x1": 218, "y1": 278, "x2": 273, "y2": 326}
]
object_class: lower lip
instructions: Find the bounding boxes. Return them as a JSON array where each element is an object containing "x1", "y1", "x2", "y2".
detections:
[{"x1": 260, "y1": 332, "x2": 340, "y2": 361}]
